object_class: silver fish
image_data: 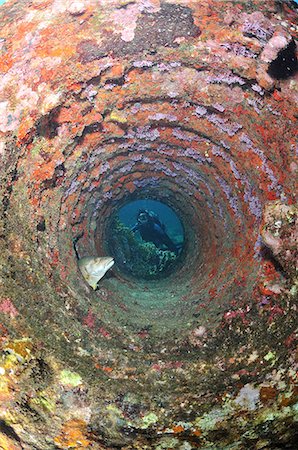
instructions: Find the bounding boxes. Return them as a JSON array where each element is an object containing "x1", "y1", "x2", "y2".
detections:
[{"x1": 78, "y1": 256, "x2": 114, "y2": 290}]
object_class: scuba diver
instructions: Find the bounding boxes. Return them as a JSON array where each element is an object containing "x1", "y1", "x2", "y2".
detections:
[{"x1": 131, "y1": 209, "x2": 179, "y2": 254}]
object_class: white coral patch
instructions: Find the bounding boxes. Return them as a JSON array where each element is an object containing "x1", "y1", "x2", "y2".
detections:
[
  {"x1": 235, "y1": 384, "x2": 260, "y2": 410},
  {"x1": 16, "y1": 85, "x2": 39, "y2": 108},
  {"x1": 0, "y1": 140, "x2": 6, "y2": 156},
  {"x1": 261, "y1": 34, "x2": 290, "y2": 63},
  {"x1": 0, "y1": 101, "x2": 19, "y2": 133},
  {"x1": 111, "y1": 3, "x2": 139, "y2": 42},
  {"x1": 67, "y1": 1, "x2": 86, "y2": 15},
  {"x1": 40, "y1": 92, "x2": 61, "y2": 115}
]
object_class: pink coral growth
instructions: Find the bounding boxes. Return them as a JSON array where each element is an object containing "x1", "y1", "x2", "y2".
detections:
[
  {"x1": 224, "y1": 306, "x2": 250, "y2": 325},
  {"x1": 83, "y1": 309, "x2": 96, "y2": 329},
  {"x1": 99, "y1": 327, "x2": 111, "y2": 339},
  {"x1": 0, "y1": 298, "x2": 19, "y2": 318}
]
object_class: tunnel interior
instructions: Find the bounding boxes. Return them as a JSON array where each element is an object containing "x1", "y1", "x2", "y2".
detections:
[
  {"x1": 0, "y1": 0, "x2": 297, "y2": 449},
  {"x1": 61, "y1": 93, "x2": 262, "y2": 338}
]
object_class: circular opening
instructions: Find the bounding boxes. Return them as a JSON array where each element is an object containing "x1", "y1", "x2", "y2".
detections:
[{"x1": 106, "y1": 199, "x2": 185, "y2": 280}]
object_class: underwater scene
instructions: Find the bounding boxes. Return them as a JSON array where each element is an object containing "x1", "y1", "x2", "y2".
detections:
[
  {"x1": 0, "y1": 0, "x2": 297, "y2": 449},
  {"x1": 107, "y1": 200, "x2": 184, "y2": 279}
]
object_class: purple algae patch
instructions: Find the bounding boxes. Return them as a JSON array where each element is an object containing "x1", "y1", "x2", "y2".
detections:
[
  {"x1": 242, "y1": 18, "x2": 274, "y2": 42},
  {"x1": 207, "y1": 71, "x2": 246, "y2": 85},
  {"x1": 220, "y1": 42, "x2": 257, "y2": 59}
]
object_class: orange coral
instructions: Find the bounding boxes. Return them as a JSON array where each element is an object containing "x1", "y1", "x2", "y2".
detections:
[
  {"x1": 172, "y1": 425, "x2": 184, "y2": 433},
  {"x1": 54, "y1": 419, "x2": 91, "y2": 449}
]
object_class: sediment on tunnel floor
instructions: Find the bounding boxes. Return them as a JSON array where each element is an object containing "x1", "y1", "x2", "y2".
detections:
[{"x1": 0, "y1": 0, "x2": 297, "y2": 448}]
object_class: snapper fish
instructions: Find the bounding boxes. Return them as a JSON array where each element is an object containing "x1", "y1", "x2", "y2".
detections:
[{"x1": 78, "y1": 256, "x2": 114, "y2": 290}]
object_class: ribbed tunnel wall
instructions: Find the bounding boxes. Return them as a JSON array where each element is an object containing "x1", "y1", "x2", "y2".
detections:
[{"x1": 0, "y1": 1, "x2": 297, "y2": 449}]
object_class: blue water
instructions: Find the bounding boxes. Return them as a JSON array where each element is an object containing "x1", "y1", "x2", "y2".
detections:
[
  {"x1": 109, "y1": 199, "x2": 185, "y2": 279},
  {"x1": 118, "y1": 199, "x2": 184, "y2": 244}
]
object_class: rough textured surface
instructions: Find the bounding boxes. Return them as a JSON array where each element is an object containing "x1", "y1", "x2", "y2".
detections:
[{"x1": 0, "y1": 0, "x2": 297, "y2": 449}]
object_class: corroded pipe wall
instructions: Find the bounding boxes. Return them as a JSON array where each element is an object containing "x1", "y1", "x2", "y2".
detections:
[{"x1": 0, "y1": 1, "x2": 297, "y2": 449}]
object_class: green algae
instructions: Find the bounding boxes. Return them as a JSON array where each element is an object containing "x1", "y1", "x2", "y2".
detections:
[
  {"x1": 140, "y1": 412, "x2": 159, "y2": 429},
  {"x1": 59, "y1": 369, "x2": 82, "y2": 387},
  {"x1": 264, "y1": 351, "x2": 276, "y2": 363},
  {"x1": 155, "y1": 437, "x2": 179, "y2": 449},
  {"x1": 289, "y1": 282, "x2": 298, "y2": 297},
  {"x1": 30, "y1": 393, "x2": 55, "y2": 413},
  {"x1": 194, "y1": 405, "x2": 233, "y2": 431},
  {"x1": 30, "y1": 137, "x2": 47, "y2": 157}
]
